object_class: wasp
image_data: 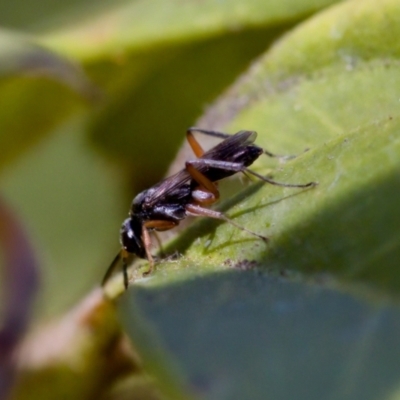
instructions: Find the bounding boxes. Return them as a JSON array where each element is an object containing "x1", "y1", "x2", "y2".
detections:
[{"x1": 102, "y1": 128, "x2": 315, "y2": 288}]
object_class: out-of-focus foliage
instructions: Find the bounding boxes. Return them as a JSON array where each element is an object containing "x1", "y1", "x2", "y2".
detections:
[
  {"x1": 0, "y1": 0, "x2": 339, "y2": 319},
  {"x1": 2, "y1": 0, "x2": 400, "y2": 399}
]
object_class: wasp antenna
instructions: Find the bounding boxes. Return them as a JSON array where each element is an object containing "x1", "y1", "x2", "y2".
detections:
[{"x1": 102, "y1": 251, "x2": 123, "y2": 287}]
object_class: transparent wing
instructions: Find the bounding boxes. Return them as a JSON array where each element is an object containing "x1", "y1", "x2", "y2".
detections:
[
  {"x1": 144, "y1": 130, "x2": 257, "y2": 206},
  {"x1": 201, "y1": 130, "x2": 257, "y2": 160}
]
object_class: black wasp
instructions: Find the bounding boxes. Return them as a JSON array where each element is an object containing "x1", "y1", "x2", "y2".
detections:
[{"x1": 102, "y1": 127, "x2": 315, "y2": 288}]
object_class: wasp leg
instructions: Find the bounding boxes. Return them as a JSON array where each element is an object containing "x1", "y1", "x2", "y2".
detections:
[
  {"x1": 152, "y1": 231, "x2": 165, "y2": 257},
  {"x1": 263, "y1": 147, "x2": 313, "y2": 160},
  {"x1": 186, "y1": 159, "x2": 243, "y2": 204},
  {"x1": 102, "y1": 248, "x2": 131, "y2": 289},
  {"x1": 121, "y1": 249, "x2": 130, "y2": 289},
  {"x1": 263, "y1": 149, "x2": 293, "y2": 159},
  {"x1": 188, "y1": 127, "x2": 311, "y2": 160},
  {"x1": 142, "y1": 220, "x2": 178, "y2": 275},
  {"x1": 187, "y1": 158, "x2": 244, "y2": 173},
  {"x1": 186, "y1": 203, "x2": 268, "y2": 241},
  {"x1": 144, "y1": 220, "x2": 178, "y2": 231},
  {"x1": 187, "y1": 157, "x2": 315, "y2": 190},
  {"x1": 184, "y1": 163, "x2": 268, "y2": 240},
  {"x1": 245, "y1": 168, "x2": 317, "y2": 188},
  {"x1": 141, "y1": 226, "x2": 154, "y2": 276},
  {"x1": 186, "y1": 129, "x2": 205, "y2": 158},
  {"x1": 187, "y1": 127, "x2": 232, "y2": 140},
  {"x1": 188, "y1": 127, "x2": 288, "y2": 158},
  {"x1": 185, "y1": 162, "x2": 220, "y2": 205}
]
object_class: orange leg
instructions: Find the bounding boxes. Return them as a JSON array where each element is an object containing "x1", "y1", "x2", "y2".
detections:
[
  {"x1": 144, "y1": 220, "x2": 178, "y2": 231},
  {"x1": 183, "y1": 163, "x2": 268, "y2": 241},
  {"x1": 185, "y1": 160, "x2": 222, "y2": 206},
  {"x1": 141, "y1": 226, "x2": 154, "y2": 276},
  {"x1": 142, "y1": 220, "x2": 177, "y2": 275},
  {"x1": 186, "y1": 129, "x2": 205, "y2": 158}
]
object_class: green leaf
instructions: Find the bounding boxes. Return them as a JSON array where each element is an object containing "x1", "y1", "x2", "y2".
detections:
[
  {"x1": 116, "y1": 0, "x2": 400, "y2": 398},
  {"x1": 39, "y1": 0, "x2": 341, "y2": 59},
  {"x1": 0, "y1": 29, "x2": 96, "y2": 170},
  {"x1": 121, "y1": 271, "x2": 400, "y2": 400},
  {"x1": 35, "y1": 0, "x2": 341, "y2": 187}
]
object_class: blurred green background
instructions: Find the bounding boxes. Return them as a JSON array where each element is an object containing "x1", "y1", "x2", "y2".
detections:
[
  {"x1": 4, "y1": 1, "x2": 400, "y2": 400},
  {"x1": 0, "y1": 0, "x2": 340, "y2": 319}
]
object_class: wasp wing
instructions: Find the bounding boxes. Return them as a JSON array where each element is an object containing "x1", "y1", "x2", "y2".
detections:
[
  {"x1": 201, "y1": 130, "x2": 257, "y2": 160},
  {"x1": 144, "y1": 130, "x2": 257, "y2": 207}
]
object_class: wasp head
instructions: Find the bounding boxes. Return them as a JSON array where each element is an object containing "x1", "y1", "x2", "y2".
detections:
[{"x1": 120, "y1": 218, "x2": 146, "y2": 259}]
